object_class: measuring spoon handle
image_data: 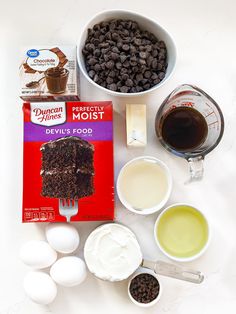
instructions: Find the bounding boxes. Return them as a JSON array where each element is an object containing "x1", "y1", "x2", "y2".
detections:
[{"x1": 142, "y1": 260, "x2": 204, "y2": 284}]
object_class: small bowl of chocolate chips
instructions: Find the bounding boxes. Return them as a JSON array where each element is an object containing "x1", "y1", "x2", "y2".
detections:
[
  {"x1": 77, "y1": 10, "x2": 176, "y2": 96},
  {"x1": 128, "y1": 270, "x2": 162, "y2": 307}
]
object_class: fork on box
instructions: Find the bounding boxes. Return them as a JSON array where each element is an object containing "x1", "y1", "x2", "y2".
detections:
[{"x1": 59, "y1": 199, "x2": 79, "y2": 222}]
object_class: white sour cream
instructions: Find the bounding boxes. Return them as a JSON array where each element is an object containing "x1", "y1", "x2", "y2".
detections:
[{"x1": 84, "y1": 223, "x2": 142, "y2": 281}]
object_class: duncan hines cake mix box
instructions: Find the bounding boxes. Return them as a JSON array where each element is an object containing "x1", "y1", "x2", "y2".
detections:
[
  {"x1": 22, "y1": 101, "x2": 114, "y2": 223},
  {"x1": 20, "y1": 46, "x2": 79, "y2": 101}
]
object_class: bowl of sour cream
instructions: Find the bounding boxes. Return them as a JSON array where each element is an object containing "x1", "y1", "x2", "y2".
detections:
[{"x1": 84, "y1": 223, "x2": 143, "y2": 282}]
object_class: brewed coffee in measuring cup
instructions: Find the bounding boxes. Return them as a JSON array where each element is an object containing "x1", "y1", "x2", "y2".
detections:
[{"x1": 155, "y1": 84, "x2": 224, "y2": 182}]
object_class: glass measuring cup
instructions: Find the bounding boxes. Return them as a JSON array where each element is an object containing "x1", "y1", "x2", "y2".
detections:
[{"x1": 155, "y1": 84, "x2": 224, "y2": 182}]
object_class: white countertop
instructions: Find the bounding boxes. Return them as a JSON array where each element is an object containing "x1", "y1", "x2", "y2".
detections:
[{"x1": 1, "y1": 0, "x2": 236, "y2": 313}]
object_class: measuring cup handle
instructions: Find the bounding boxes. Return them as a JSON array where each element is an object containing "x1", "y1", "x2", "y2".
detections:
[
  {"x1": 154, "y1": 261, "x2": 204, "y2": 284},
  {"x1": 186, "y1": 156, "x2": 204, "y2": 183},
  {"x1": 142, "y1": 260, "x2": 204, "y2": 284}
]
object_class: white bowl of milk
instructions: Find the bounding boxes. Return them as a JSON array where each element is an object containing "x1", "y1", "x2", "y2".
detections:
[{"x1": 117, "y1": 156, "x2": 172, "y2": 215}]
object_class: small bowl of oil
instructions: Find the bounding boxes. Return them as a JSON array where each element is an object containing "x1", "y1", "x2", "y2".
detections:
[{"x1": 154, "y1": 203, "x2": 210, "y2": 262}]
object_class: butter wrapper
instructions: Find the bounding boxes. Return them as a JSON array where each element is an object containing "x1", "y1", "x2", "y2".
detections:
[{"x1": 126, "y1": 104, "x2": 147, "y2": 147}]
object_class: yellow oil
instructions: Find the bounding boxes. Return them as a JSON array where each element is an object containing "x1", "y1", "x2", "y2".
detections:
[{"x1": 157, "y1": 205, "x2": 208, "y2": 258}]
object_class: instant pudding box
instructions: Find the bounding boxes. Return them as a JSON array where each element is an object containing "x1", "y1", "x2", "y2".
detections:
[
  {"x1": 22, "y1": 101, "x2": 114, "y2": 222},
  {"x1": 20, "y1": 46, "x2": 79, "y2": 101}
]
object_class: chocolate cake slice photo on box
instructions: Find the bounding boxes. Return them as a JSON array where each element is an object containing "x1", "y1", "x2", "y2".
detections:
[{"x1": 40, "y1": 136, "x2": 95, "y2": 200}]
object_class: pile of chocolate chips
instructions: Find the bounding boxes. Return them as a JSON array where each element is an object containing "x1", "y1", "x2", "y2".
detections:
[
  {"x1": 129, "y1": 273, "x2": 160, "y2": 304},
  {"x1": 82, "y1": 19, "x2": 167, "y2": 93}
]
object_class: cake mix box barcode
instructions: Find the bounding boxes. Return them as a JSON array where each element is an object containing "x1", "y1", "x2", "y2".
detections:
[{"x1": 22, "y1": 101, "x2": 114, "y2": 223}]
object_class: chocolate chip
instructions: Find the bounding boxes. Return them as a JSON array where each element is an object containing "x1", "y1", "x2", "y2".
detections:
[
  {"x1": 94, "y1": 63, "x2": 101, "y2": 72},
  {"x1": 94, "y1": 49, "x2": 101, "y2": 57},
  {"x1": 158, "y1": 53, "x2": 165, "y2": 60},
  {"x1": 122, "y1": 44, "x2": 130, "y2": 51},
  {"x1": 121, "y1": 74, "x2": 129, "y2": 81},
  {"x1": 93, "y1": 74, "x2": 99, "y2": 83},
  {"x1": 151, "y1": 59, "x2": 158, "y2": 69},
  {"x1": 136, "y1": 86, "x2": 143, "y2": 92},
  {"x1": 99, "y1": 35, "x2": 105, "y2": 42},
  {"x1": 93, "y1": 24, "x2": 100, "y2": 31},
  {"x1": 106, "y1": 77, "x2": 113, "y2": 84},
  {"x1": 147, "y1": 56, "x2": 153, "y2": 67},
  {"x1": 112, "y1": 33, "x2": 119, "y2": 41},
  {"x1": 87, "y1": 43, "x2": 95, "y2": 52},
  {"x1": 130, "y1": 55, "x2": 137, "y2": 62},
  {"x1": 106, "y1": 60, "x2": 114, "y2": 69},
  {"x1": 125, "y1": 79, "x2": 133, "y2": 87},
  {"x1": 108, "y1": 83, "x2": 117, "y2": 91},
  {"x1": 130, "y1": 87, "x2": 137, "y2": 93},
  {"x1": 139, "y1": 51, "x2": 147, "y2": 59},
  {"x1": 135, "y1": 73, "x2": 143, "y2": 81},
  {"x1": 132, "y1": 66, "x2": 139, "y2": 73},
  {"x1": 152, "y1": 49, "x2": 158, "y2": 57},
  {"x1": 88, "y1": 58, "x2": 97, "y2": 66},
  {"x1": 139, "y1": 59, "x2": 146, "y2": 65},
  {"x1": 157, "y1": 63, "x2": 162, "y2": 70},
  {"x1": 108, "y1": 70, "x2": 116, "y2": 78},
  {"x1": 158, "y1": 72, "x2": 165, "y2": 79},
  {"x1": 101, "y1": 63, "x2": 106, "y2": 70},
  {"x1": 99, "y1": 42, "x2": 109, "y2": 48},
  {"x1": 151, "y1": 73, "x2": 158, "y2": 80},
  {"x1": 141, "y1": 79, "x2": 148, "y2": 85},
  {"x1": 117, "y1": 41, "x2": 123, "y2": 49},
  {"x1": 111, "y1": 52, "x2": 119, "y2": 60},
  {"x1": 116, "y1": 62, "x2": 122, "y2": 70},
  {"x1": 120, "y1": 68, "x2": 128, "y2": 75},
  {"x1": 120, "y1": 55, "x2": 127, "y2": 63},
  {"x1": 153, "y1": 78, "x2": 161, "y2": 85},
  {"x1": 123, "y1": 60, "x2": 130, "y2": 68},
  {"x1": 120, "y1": 86, "x2": 129, "y2": 93},
  {"x1": 143, "y1": 83, "x2": 151, "y2": 90},
  {"x1": 112, "y1": 46, "x2": 119, "y2": 53},
  {"x1": 134, "y1": 38, "x2": 141, "y2": 45},
  {"x1": 105, "y1": 32, "x2": 112, "y2": 40},
  {"x1": 144, "y1": 71, "x2": 151, "y2": 79},
  {"x1": 159, "y1": 40, "x2": 166, "y2": 48},
  {"x1": 117, "y1": 81, "x2": 122, "y2": 88},
  {"x1": 82, "y1": 48, "x2": 89, "y2": 56},
  {"x1": 88, "y1": 70, "x2": 95, "y2": 78}
]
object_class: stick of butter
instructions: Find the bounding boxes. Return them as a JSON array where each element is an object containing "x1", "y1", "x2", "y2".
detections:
[{"x1": 126, "y1": 104, "x2": 147, "y2": 147}]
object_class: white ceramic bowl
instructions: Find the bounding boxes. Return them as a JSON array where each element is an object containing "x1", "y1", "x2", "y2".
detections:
[
  {"x1": 128, "y1": 269, "x2": 162, "y2": 308},
  {"x1": 84, "y1": 223, "x2": 143, "y2": 282},
  {"x1": 77, "y1": 10, "x2": 177, "y2": 97},
  {"x1": 116, "y1": 156, "x2": 172, "y2": 215},
  {"x1": 154, "y1": 203, "x2": 211, "y2": 262}
]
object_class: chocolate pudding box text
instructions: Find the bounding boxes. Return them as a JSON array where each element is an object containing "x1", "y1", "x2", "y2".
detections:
[
  {"x1": 22, "y1": 101, "x2": 114, "y2": 222},
  {"x1": 20, "y1": 46, "x2": 80, "y2": 101}
]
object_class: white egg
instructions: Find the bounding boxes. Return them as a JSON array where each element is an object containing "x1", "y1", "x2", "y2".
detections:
[
  {"x1": 24, "y1": 271, "x2": 57, "y2": 305},
  {"x1": 46, "y1": 223, "x2": 80, "y2": 253},
  {"x1": 50, "y1": 256, "x2": 87, "y2": 287},
  {"x1": 20, "y1": 240, "x2": 57, "y2": 269}
]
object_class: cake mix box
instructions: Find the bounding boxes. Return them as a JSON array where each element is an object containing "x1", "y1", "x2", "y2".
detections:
[{"x1": 22, "y1": 101, "x2": 114, "y2": 222}]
